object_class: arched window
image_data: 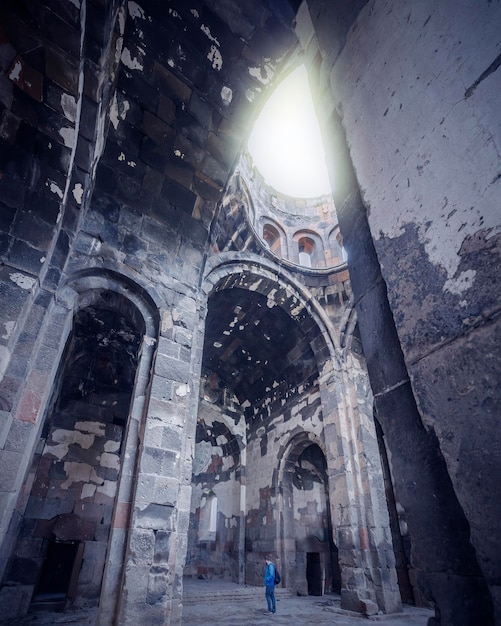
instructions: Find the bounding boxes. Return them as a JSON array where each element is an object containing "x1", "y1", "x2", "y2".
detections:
[
  {"x1": 328, "y1": 227, "x2": 347, "y2": 264},
  {"x1": 199, "y1": 492, "x2": 217, "y2": 540},
  {"x1": 262, "y1": 223, "x2": 282, "y2": 256},
  {"x1": 298, "y1": 237, "x2": 315, "y2": 268}
]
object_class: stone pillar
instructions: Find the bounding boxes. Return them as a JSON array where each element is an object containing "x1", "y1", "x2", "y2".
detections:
[
  {"x1": 116, "y1": 331, "x2": 198, "y2": 624},
  {"x1": 97, "y1": 334, "x2": 156, "y2": 624},
  {"x1": 320, "y1": 356, "x2": 401, "y2": 615}
]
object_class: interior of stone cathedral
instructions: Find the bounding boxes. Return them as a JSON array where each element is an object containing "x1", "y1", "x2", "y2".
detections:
[{"x1": 0, "y1": 1, "x2": 499, "y2": 625}]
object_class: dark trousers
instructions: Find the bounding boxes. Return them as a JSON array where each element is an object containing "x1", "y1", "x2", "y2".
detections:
[{"x1": 266, "y1": 585, "x2": 276, "y2": 612}]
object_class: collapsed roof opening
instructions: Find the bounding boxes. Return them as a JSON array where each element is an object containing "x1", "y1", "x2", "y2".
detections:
[{"x1": 247, "y1": 65, "x2": 331, "y2": 199}]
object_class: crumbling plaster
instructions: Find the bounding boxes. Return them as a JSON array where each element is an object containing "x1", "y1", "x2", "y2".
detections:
[
  {"x1": 294, "y1": 2, "x2": 501, "y2": 618},
  {"x1": 315, "y1": 2, "x2": 501, "y2": 611},
  {"x1": 328, "y1": 0, "x2": 500, "y2": 334}
]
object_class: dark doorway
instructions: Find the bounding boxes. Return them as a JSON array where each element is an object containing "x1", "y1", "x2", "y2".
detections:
[
  {"x1": 331, "y1": 544, "x2": 341, "y2": 593},
  {"x1": 306, "y1": 552, "x2": 323, "y2": 596},
  {"x1": 31, "y1": 540, "x2": 84, "y2": 611}
]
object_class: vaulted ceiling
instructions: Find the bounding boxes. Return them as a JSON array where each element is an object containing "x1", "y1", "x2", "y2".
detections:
[{"x1": 202, "y1": 287, "x2": 318, "y2": 408}]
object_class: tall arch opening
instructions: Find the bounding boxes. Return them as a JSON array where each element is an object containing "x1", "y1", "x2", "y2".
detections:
[
  {"x1": 6, "y1": 291, "x2": 145, "y2": 613},
  {"x1": 184, "y1": 266, "x2": 331, "y2": 592},
  {"x1": 281, "y1": 438, "x2": 341, "y2": 596}
]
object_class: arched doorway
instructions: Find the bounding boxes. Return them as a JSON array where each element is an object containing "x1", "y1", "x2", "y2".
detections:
[
  {"x1": 197, "y1": 259, "x2": 338, "y2": 588},
  {"x1": 197, "y1": 259, "x2": 401, "y2": 614},
  {"x1": 5, "y1": 290, "x2": 146, "y2": 613},
  {"x1": 281, "y1": 438, "x2": 341, "y2": 597}
]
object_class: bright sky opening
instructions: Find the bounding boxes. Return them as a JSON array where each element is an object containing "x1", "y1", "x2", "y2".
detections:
[{"x1": 247, "y1": 65, "x2": 331, "y2": 198}]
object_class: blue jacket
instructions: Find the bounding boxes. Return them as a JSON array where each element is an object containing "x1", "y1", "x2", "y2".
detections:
[{"x1": 264, "y1": 561, "x2": 275, "y2": 586}]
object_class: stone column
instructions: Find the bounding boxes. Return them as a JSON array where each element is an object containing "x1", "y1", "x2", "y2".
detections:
[
  {"x1": 116, "y1": 320, "x2": 201, "y2": 625},
  {"x1": 320, "y1": 355, "x2": 401, "y2": 615}
]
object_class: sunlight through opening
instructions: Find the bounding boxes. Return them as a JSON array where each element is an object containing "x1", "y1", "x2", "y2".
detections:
[{"x1": 247, "y1": 65, "x2": 331, "y2": 198}]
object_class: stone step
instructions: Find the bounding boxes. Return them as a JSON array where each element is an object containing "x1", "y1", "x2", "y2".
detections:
[{"x1": 182, "y1": 581, "x2": 294, "y2": 605}]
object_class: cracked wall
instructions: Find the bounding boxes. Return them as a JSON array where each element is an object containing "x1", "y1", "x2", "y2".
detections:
[{"x1": 300, "y1": 0, "x2": 500, "y2": 621}]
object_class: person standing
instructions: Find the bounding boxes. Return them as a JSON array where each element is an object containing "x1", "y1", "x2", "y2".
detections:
[{"x1": 264, "y1": 556, "x2": 276, "y2": 613}]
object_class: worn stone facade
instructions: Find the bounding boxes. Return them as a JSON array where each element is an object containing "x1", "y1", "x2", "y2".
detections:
[{"x1": 0, "y1": 1, "x2": 499, "y2": 625}]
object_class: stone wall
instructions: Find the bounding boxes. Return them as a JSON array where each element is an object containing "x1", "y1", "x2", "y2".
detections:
[
  {"x1": 186, "y1": 397, "x2": 244, "y2": 582},
  {"x1": 0, "y1": 0, "x2": 298, "y2": 622},
  {"x1": 0, "y1": 0, "x2": 498, "y2": 624},
  {"x1": 299, "y1": 0, "x2": 500, "y2": 622},
  {"x1": 238, "y1": 153, "x2": 343, "y2": 268}
]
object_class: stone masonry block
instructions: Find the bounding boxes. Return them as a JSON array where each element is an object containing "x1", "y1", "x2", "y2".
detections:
[
  {"x1": 8, "y1": 239, "x2": 44, "y2": 275},
  {"x1": 142, "y1": 166, "x2": 165, "y2": 195},
  {"x1": 154, "y1": 530, "x2": 171, "y2": 564},
  {"x1": 172, "y1": 133, "x2": 204, "y2": 169},
  {"x1": 154, "y1": 353, "x2": 190, "y2": 383},
  {"x1": 154, "y1": 476, "x2": 179, "y2": 508},
  {"x1": 0, "y1": 202, "x2": 17, "y2": 231},
  {"x1": 122, "y1": 563, "x2": 150, "y2": 606},
  {"x1": 43, "y1": 11, "x2": 80, "y2": 58},
  {"x1": 0, "y1": 410, "x2": 13, "y2": 449},
  {"x1": 142, "y1": 110, "x2": 175, "y2": 143},
  {"x1": 143, "y1": 417, "x2": 166, "y2": 449},
  {"x1": 45, "y1": 46, "x2": 79, "y2": 95},
  {"x1": 200, "y1": 154, "x2": 227, "y2": 187},
  {"x1": 118, "y1": 71, "x2": 159, "y2": 114},
  {"x1": 136, "y1": 503, "x2": 175, "y2": 532},
  {"x1": 193, "y1": 171, "x2": 222, "y2": 202},
  {"x1": 136, "y1": 474, "x2": 178, "y2": 509},
  {"x1": 3, "y1": 416, "x2": 32, "y2": 453},
  {"x1": 0, "y1": 449, "x2": 23, "y2": 490},
  {"x1": 150, "y1": 375, "x2": 174, "y2": 403},
  {"x1": 0, "y1": 108, "x2": 21, "y2": 144},
  {"x1": 179, "y1": 208, "x2": 209, "y2": 246},
  {"x1": 174, "y1": 109, "x2": 209, "y2": 148},
  {"x1": 11, "y1": 213, "x2": 53, "y2": 249},
  {"x1": 147, "y1": 397, "x2": 187, "y2": 430},
  {"x1": 8, "y1": 56, "x2": 43, "y2": 102},
  {"x1": 172, "y1": 325, "x2": 193, "y2": 349},
  {"x1": 24, "y1": 495, "x2": 62, "y2": 520},
  {"x1": 161, "y1": 424, "x2": 182, "y2": 453},
  {"x1": 173, "y1": 291, "x2": 197, "y2": 319},
  {"x1": 152, "y1": 61, "x2": 191, "y2": 104},
  {"x1": 129, "y1": 528, "x2": 155, "y2": 564},
  {"x1": 147, "y1": 565, "x2": 170, "y2": 604},
  {"x1": 157, "y1": 93, "x2": 176, "y2": 125},
  {"x1": 158, "y1": 336, "x2": 181, "y2": 359},
  {"x1": 0, "y1": 172, "x2": 26, "y2": 210},
  {"x1": 140, "y1": 446, "x2": 179, "y2": 477},
  {"x1": 38, "y1": 104, "x2": 76, "y2": 150},
  {"x1": 188, "y1": 92, "x2": 216, "y2": 131},
  {"x1": 0, "y1": 584, "x2": 33, "y2": 619}
]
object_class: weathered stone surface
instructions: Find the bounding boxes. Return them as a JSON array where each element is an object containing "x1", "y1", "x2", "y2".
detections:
[
  {"x1": 154, "y1": 353, "x2": 190, "y2": 384},
  {"x1": 0, "y1": 583, "x2": 33, "y2": 618},
  {"x1": 0, "y1": 1, "x2": 499, "y2": 625},
  {"x1": 136, "y1": 503, "x2": 175, "y2": 532}
]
